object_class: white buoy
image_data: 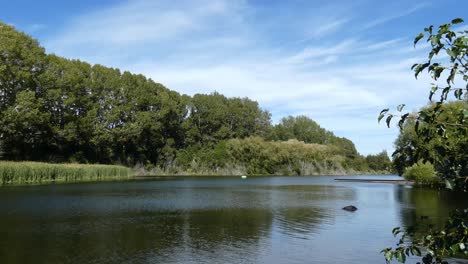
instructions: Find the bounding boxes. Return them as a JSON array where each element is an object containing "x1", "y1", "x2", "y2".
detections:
[{"x1": 241, "y1": 175, "x2": 247, "y2": 179}]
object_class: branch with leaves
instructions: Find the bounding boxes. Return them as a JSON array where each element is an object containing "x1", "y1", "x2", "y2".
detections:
[
  {"x1": 379, "y1": 18, "x2": 467, "y2": 135},
  {"x1": 380, "y1": 18, "x2": 468, "y2": 264},
  {"x1": 382, "y1": 209, "x2": 468, "y2": 264}
]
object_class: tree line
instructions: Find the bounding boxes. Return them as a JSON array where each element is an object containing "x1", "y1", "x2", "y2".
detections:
[{"x1": 0, "y1": 22, "x2": 391, "y2": 174}]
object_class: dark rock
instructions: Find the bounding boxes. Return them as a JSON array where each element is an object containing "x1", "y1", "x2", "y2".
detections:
[{"x1": 342, "y1": 205, "x2": 357, "y2": 212}]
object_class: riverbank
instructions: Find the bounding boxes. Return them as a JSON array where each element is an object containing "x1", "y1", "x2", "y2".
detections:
[
  {"x1": 334, "y1": 178, "x2": 413, "y2": 185},
  {"x1": 0, "y1": 160, "x2": 393, "y2": 186},
  {"x1": 0, "y1": 161, "x2": 132, "y2": 185},
  {"x1": 133, "y1": 162, "x2": 393, "y2": 178}
]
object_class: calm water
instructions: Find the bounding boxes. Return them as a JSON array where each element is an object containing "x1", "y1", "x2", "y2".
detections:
[{"x1": 0, "y1": 175, "x2": 467, "y2": 264}]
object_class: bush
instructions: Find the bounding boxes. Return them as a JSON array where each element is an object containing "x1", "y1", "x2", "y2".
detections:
[{"x1": 403, "y1": 161, "x2": 439, "y2": 185}]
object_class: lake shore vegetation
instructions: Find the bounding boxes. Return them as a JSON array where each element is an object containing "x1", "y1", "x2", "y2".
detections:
[{"x1": 0, "y1": 161, "x2": 131, "y2": 185}]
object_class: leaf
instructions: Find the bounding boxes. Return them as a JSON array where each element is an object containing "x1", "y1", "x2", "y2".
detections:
[
  {"x1": 429, "y1": 34, "x2": 440, "y2": 46},
  {"x1": 454, "y1": 89, "x2": 463, "y2": 99},
  {"x1": 441, "y1": 87, "x2": 450, "y2": 101},
  {"x1": 397, "y1": 104, "x2": 406, "y2": 112},
  {"x1": 414, "y1": 33, "x2": 425, "y2": 47},
  {"x1": 424, "y1": 25, "x2": 433, "y2": 34},
  {"x1": 452, "y1": 18, "x2": 464, "y2": 24},
  {"x1": 378, "y1": 114, "x2": 385, "y2": 123},
  {"x1": 447, "y1": 63, "x2": 458, "y2": 84},
  {"x1": 398, "y1": 113, "x2": 409, "y2": 129},
  {"x1": 433, "y1": 66, "x2": 444, "y2": 80},
  {"x1": 385, "y1": 251, "x2": 394, "y2": 261},
  {"x1": 386, "y1": 115, "x2": 393, "y2": 128},
  {"x1": 392, "y1": 227, "x2": 401, "y2": 236},
  {"x1": 380, "y1": 108, "x2": 389, "y2": 115},
  {"x1": 415, "y1": 63, "x2": 430, "y2": 78},
  {"x1": 411, "y1": 247, "x2": 421, "y2": 256},
  {"x1": 414, "y1": 65, "x2": 422, "y2": 78},
  {"x1": 396, "y1": 251, "x2": 406, "y2": 263},
  {"x1": 429, "y1": 86, "x2": 438, "y2": 101}
]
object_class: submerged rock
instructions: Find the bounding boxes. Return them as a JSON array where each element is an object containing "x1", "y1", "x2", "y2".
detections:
[{"x1": 342, "y1": 205, "x2": 358, "y2": 212}]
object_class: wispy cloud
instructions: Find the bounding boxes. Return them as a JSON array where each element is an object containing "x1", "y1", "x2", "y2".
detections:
[
  {"x1": 307, "y1": 18, "x2": 349, "y2": 38},
  {"x1": 47, "y1": 0, "x2": 249, "y2": 52},
  {"x1": 363, "y1": 3, "x2": 429, "y2": 30},
  {"x1": 284, "y1": 39, "x2": 357, "y2": 64}
]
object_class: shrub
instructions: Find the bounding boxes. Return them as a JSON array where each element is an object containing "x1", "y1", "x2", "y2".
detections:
[{"x1": 403, "y1": 161, "x2": 439, "y2": 185}]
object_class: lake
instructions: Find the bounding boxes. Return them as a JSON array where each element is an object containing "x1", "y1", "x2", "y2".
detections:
[{"x1": 0, "y1": 175, "x2": 467, "y2": 264}]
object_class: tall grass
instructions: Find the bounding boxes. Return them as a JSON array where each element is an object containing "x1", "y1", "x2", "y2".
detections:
[{"x1": 0, "y1": 161, "x2": 132, "y2": 185}]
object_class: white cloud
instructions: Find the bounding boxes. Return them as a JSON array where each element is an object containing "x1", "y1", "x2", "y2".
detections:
[
  {"x1": 308, "y1": 18, "x2": 349, "y2": 38},
  {"x1": 46, "y1": 0, "x2": 249, "y2": 52}
]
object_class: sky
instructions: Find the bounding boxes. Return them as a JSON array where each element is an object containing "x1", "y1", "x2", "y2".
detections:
[{"x1": 1, "y1": 0, "x2": 467, "y2": 155}]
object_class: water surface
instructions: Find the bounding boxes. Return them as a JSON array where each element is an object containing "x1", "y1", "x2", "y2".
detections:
[{"x1": 0, "y1": 175, "x2": 466, "y2": 264}]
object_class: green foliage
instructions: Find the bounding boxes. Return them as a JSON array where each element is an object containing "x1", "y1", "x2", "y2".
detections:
[
  {"x1": 0, "y1": 23, "x2": 46, "y2": 112},
  {"x1": 268, "y1": 115, "x2": 329, "y2": 144},
  {"x1": 382, "y1": 18, "x2": 468, "y2": 264},
  {"x1": 267, "y1": 115, "x2": 365, "y2": 167},
  {"x1": 403, "y1": 161, "x2": 438, "y2": 185},
  {"x1": 0, "y1": 161, "x2": 131, "y2": 185},
  {"x1": 382, "y1": 209, "x2": 468, "y2": 264},
  {"x1": 381, "y1": 18, "x2": 468, "y2": 189},
  {"x1": 182, "y1": 92, "x2": 271, "y2": 146},
  {"x1": 365, "y1": 150, "x2": 393, "y2": 172},
  {"x1": 393, "y1": 102, "x2": 468, "y2": 178},
  {"x1": 226, "y1": 137, "x2": 351, "y2": 175}
]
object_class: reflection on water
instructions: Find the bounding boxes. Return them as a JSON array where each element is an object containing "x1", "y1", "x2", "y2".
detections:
[
  {"x1": 0, "y1": 176, "x2": 466, "y2": 264},
  {"x1": 396, "y1": 185, "x2": 468, "y2": 240}
]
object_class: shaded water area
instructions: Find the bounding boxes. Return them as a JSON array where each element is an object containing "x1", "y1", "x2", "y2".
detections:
[{"x1": 0, "y1": 175, "x2": 467, "y2": 264}]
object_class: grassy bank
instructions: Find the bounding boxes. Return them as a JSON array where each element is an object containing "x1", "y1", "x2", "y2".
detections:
[{"x1": 0, "y1": 161, "x2": 132, "y2": 185}]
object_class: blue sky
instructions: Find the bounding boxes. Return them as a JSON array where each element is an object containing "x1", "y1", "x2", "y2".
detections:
[{"x1": 1, "y1": 0, "x2": 467, "y2": 155}]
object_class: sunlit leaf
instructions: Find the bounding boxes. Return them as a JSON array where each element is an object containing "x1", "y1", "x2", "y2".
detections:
[{"x1": 414, "y1": 33, "x2": 425, "y2": 47}]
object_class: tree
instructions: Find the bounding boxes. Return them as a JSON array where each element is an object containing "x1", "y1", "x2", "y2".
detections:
[
  {"x1": 380, "y1": 18, "x2": 468, "y2": 264},
  {"x1": 393, "y1": 102, "x2": 467, "y2": 177},
  {"x1": 365, "y1": 150, "x2": 392, "y2": 172},
  {"x1": 380, "y1": 18, "x2": 468, "y2": 189},
  {"x1": 269, "y1": 115, "x2": 328, "y2": 144}
]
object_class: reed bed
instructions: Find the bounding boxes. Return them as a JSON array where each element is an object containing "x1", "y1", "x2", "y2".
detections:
[{"x1": 0, "y1": 161, "x2": 132, "y2": 185}]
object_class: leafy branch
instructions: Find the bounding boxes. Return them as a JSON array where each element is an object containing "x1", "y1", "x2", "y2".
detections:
[
  {"x1": 379, "y1": 18, "x2": 468, "y2": 137},
  {"x1": 382, "y1": 209, "x2": 468, "y2": 264},
  {"x1": 381, "y1": 18, "x2": 468, "y2": 264}
]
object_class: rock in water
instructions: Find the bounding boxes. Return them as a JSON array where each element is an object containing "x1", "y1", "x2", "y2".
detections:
[{"x1": 342, "y1": 205, "x2": 358, "y2": 212}]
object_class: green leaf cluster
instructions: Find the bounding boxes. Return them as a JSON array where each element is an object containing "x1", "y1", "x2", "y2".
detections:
[{"x1": 383, "y1": 209, "x2": 468, "y2": 264}]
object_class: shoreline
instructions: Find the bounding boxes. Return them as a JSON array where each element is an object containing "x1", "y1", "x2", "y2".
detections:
[
  {"x1": 334, "y1": 178, "x2": 413, "y2": 185},
  {"x1": 134, "y1": 173, "x2": 396, "y2": 178}
]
